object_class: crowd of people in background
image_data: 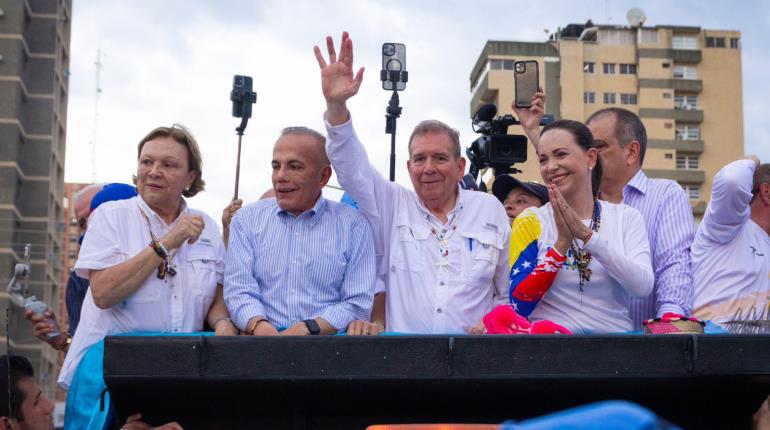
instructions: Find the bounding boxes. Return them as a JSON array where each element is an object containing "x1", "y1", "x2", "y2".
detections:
[{"x1": 4, "y1": 31, "x2": 769, "y2": 429}]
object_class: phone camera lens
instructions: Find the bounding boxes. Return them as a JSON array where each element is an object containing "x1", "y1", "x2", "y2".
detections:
[
  {"x1": 383, "y1": 44, "x2": 395, "y2": 56},
  {"x1": 235, "y1": 77, "x2": 243, "y2": 85},
  {"x1": 386, "y1": 59, "x2": 402, "y2": 72}
]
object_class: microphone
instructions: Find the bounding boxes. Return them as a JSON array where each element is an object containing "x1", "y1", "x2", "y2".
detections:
[{"x1": 473, "y1": 103, "x2": 497, "y2": 123}]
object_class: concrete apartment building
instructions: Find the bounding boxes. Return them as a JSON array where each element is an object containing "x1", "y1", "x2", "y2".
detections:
[
  {"x1": 0, "y1": 0, "x2": 72, "y2": 398},
  {"x1": 470, "y1": 19, "x2": 743, "y2": 221}
]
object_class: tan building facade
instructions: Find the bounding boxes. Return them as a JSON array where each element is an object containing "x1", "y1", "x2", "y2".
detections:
[
  {"x1": 0, "y1": 0, "x2": 72, "y2": 398},
  {"x1": 470, "y1": 23, "x2": 744, "y2": 221}
]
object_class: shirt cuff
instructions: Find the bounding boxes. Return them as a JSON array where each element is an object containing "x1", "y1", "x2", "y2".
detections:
[
  {"x1": 656, "y1": 304, "x2": 687, "y2": 318},
  {"x1": 323, "y1": 112, "x2": 353, "y2": 131},
  {"x1": 231, "y1": 302, "x2": 267, "y2": 331}
]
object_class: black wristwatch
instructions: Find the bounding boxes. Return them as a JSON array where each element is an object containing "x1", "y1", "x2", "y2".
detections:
[{"x1": 303, "y1": 319, "x2": 321, "y2": 335}]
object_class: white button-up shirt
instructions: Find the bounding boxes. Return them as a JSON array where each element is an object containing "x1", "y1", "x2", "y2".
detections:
[
  {"x1": 58, "y1": 195, "x2": 225, "y2": 389},
  {"x1": 325, "y1": 116, "x2": 510, "y2": 334}
]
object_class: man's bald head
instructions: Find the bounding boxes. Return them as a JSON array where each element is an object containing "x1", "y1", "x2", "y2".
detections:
[
  {"x1": 279, "y1": 126, "x2": 329, "y2": 166},
  {"x1": 73, "y1": 184, "x2": 104, "y2": 227}
]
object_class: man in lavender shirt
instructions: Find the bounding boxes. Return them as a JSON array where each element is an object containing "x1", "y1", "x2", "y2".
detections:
[
  {"x1": 517, "y1": 100, "x2": 694, "y2": 329},
  {"x1": 586, "y1": 108, "x2": 694, "y2": 329}
]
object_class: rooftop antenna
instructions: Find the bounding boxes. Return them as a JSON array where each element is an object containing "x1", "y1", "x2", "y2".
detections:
[
  {"x1": 627, "y1": 8, "x2": 647, "y2": 27},
  {"x1": 90, "y1": 49, "x2": 104, "y2": 183}
]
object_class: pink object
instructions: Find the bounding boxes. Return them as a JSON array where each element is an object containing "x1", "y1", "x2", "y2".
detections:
[{"x1": 483, "y1": 305, "x2": 572, "y2": 335}]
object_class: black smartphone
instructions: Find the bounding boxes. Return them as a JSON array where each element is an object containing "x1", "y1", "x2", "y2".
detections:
[
  {"x1": 230, "y1": 75, "x2": 256, "y2": 118},
  {"x1": 514, "y1": 61, "x2": 539, "y2": 108},
  {"x1": 382, "y1": 43, "x2": 406, "y2": 91}
]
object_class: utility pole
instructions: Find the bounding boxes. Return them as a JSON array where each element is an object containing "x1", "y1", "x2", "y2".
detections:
[{"x1": 90, "y1": 49, "x2": 103, "y2": 183}]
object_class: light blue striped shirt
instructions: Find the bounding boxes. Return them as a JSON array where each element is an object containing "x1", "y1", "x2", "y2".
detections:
[
  {"x1": 224, "y1": 196, "x2": 376, "y2": 331},
  {"x1": 622, "y1": 170, "x2": 695, "y2": 329}
]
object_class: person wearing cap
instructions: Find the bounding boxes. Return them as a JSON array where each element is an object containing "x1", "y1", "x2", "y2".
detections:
[
  {"x1": 25, "y1": 183, "x2": 138, "y2": 352},
  {"x1": 492, "y1": 175, "x2": 549, "y2": 225}
]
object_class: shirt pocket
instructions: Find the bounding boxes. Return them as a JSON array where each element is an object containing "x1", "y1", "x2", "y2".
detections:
[
  {"x1": 461, "y1": 230, "x2": 504, "y2": 288},
  {"x1": 186, "y1": 245, "x2": 219, "y2": 299},
  {"x1": 390, "y1": 224, "x2": 429, "y2": 273}
]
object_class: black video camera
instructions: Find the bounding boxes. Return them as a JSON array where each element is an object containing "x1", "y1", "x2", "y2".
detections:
[
  {"x1": 230, "y1": 75, "x2": 257, "y2": 119},
  {"x1": 466, "y1": 104, "x2": 528, "y2": 176}
]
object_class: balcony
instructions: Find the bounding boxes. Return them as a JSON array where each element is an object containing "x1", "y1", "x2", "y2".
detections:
[
  {"x1": 648, "y1": 139, "x2": 704, "y2": 154},
  {"x1": 469, "y1": 73, "x2": 497, "y2": 118},
  {"x1": 638, "y1": 78, "x2": 702, "y2": 93},
  {"x1": 672, "y1": 79, "x2": 703, "y2": 92},
  {"x1": 639, "y1": 108, "x2": 703, "y2": 123},
  {"x1": 638, "y1": 48, "x2": 702, "y2": 63}
]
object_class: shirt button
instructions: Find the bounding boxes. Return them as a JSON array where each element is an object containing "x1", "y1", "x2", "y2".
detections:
[
  {"x1": 174, "y1": 295, "x2": 177, "y2": 299},
  {"x1": 437, "y1": 308, "x2": 443, "y2": 314},
  {"x1": 439, "y1": 282, "x2": 445, "y2": 286}
]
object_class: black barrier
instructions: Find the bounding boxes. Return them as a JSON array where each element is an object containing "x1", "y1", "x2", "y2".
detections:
[{"x1": 103, "y1": 335, "x2": 770, "y2": 429}]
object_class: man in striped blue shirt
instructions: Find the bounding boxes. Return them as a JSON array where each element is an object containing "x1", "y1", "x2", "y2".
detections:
[
  {"x1": 224, "y1": 127, "x2": 376, "y2": 336},
  {"x1": 587, "y1": 108, "x2": 694, "y2": 329},
  {"x1": 519, "y1": 102, "x2": 694, "y2": 330}
]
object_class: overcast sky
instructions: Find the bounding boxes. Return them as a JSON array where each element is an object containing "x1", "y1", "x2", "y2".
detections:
[{"x1": 64, "y1": 0, "x2": 770, "y2": 225}]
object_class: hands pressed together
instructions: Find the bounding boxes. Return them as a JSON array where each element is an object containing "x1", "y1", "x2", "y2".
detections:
[{"x1": 550, "y1": 185, "x2": 594, "y2": 255}]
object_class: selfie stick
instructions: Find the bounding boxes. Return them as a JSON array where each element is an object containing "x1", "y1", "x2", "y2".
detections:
[
  {"x1": 234, "y1": 118, "x2": 248, "y2": 199},
  {"x1": 381, "y1": 70, "x2": 408, "y2": 182},
  {"x1": 230, "y1": 76, "x2": 257, "y2": 200}
]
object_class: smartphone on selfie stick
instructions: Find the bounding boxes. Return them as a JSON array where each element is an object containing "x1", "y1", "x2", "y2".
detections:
[
  {"x1": 380, "y1": 43, "x2": 408, "y2": 182},
  {"x1": 230, "y1": 75, "x2": 257, "y2": 199}
]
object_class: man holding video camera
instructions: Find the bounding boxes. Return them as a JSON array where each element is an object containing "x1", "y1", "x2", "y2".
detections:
[{"x1": 314, "y1": 32, "x2": 509, "y2": 335}]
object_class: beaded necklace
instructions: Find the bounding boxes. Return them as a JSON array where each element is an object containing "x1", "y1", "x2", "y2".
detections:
[
  {"x1": 138, "y1": 206, "x2": 177, "y2": 280},
  {"x1": 569, "y1": 200, "x2": 601, "y2": 291},
  {"x1": 427, "y1": 211, "x2": 460, "y2": 271}
]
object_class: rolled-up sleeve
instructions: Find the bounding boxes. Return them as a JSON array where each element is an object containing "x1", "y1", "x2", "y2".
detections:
[
  {"x1": 223, "y1": 212, "x2": 266, "y2": 330},
  {"x1": 74, "y1": 206, "x2": 126, "y2": 279}
]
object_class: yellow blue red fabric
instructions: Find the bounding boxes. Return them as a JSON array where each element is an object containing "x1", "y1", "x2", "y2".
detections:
[{"x1": 508, "y1": 210, "x2": 565, "y2": 316}]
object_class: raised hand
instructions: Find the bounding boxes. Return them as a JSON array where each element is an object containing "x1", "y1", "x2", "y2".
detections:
[
  {"x1": 313, "y1": 31, "x2": 365, "y2": 125},
  {"x1": 513, "y1": 87, "x2": 545, "y2": 149},
  {"x1": 24, "y1": 308, "x2": 67, "y2": 350},
  {"x1": 161, "y1": 214, "x2": 204, "y2": 250},
  {"x1": 221, "y1": 198, "x2": 242, "y2": 230}
]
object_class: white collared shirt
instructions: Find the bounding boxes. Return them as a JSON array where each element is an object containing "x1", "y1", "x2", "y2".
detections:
[
  {"x1": 58, "y1": 195, "x2": 225, "y2": 389},
  {"x1": 325, "y1": 116, "x2": 510, "y2": 334}
]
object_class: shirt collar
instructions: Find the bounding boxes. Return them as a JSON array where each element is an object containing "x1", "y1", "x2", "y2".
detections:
[
  {"x1": 136, "y1": 195, "x2": 188, "y2": 227},
  {"x1": 275, "y1": 194, "x2": 327, "y2": 226},
  {"x1": 624, "y1": 169, "x2": 650, "y2": 196},
  {"x1": 417, "y1": 184, "x2": 464, "y2": 220}
]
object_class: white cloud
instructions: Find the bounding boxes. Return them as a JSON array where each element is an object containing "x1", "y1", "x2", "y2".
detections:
[{"x1": 64, "y1": 0, "x2": 770, "y2": 227}]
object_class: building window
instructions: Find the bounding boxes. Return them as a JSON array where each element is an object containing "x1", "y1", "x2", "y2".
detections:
[
  {"x1": 602, "y1": 63, "x2": 616, "y2": 74},
  {"x1": 583, "y1": 62, "x2": 595, "y2": 74},
  {"x1": 662, "y1": 62, "x2": 670, "y2": 68},
  {"x1": 619, "y1": 63, "x2": 637, "y2": 74},
  {"x1": 705, "y1": 37, "x2": 715, "y2": 47},
  {"x1": 676, "y1": 125, "x2": 700, "y2": 140},
  {"x1": 598, "y1": 29, "x2": 634, "y2": 45},
  {"x1": 620, "y1": 93, "x2": 638, "y2": 105},
  {"x1": 664, "y1": 122, "x2": 673, "y2": 129},
  {"x1": 662, "y1": 92, "x2": 672, "y2": 99},
  {"x1": 665, "y1": 153, "x2": 673, "y2": 159},
  {"x1": 673, "y1": 65, "x2": 697, "y2": 79},
  {"x1": 584, "y1": 92, "x2": 595, "y2": 104},
  {"x1": 676, "y1": 153, "x2": 700, "y2": 170},
  {"x1": 672, "y1": 35, "x2": 698, "y2": 50},
  {"x1": 730, "y1": 37, "x2": 740, "y2": 48},
  {"x1": 68, "y1": 234, "x2": 78, "y2": 243},
  {"x1": 674, "y1": 95, "x2": 698, "y2": 110},
  {"x1": 682, "y1": 184, "x2": 701, "y2": 199},
  {"x1": 489, "y1": 59, "x2": 515, "y2": 70},
  {"x1": 603, "y1": 92, "x2": 616, "y2": 104},
  {"x1": 639, "y1": 29, "x2": 659, "y2": 44},
  {"x1": 715, "y1": 37, "x2": 726, "y2": 48}
]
